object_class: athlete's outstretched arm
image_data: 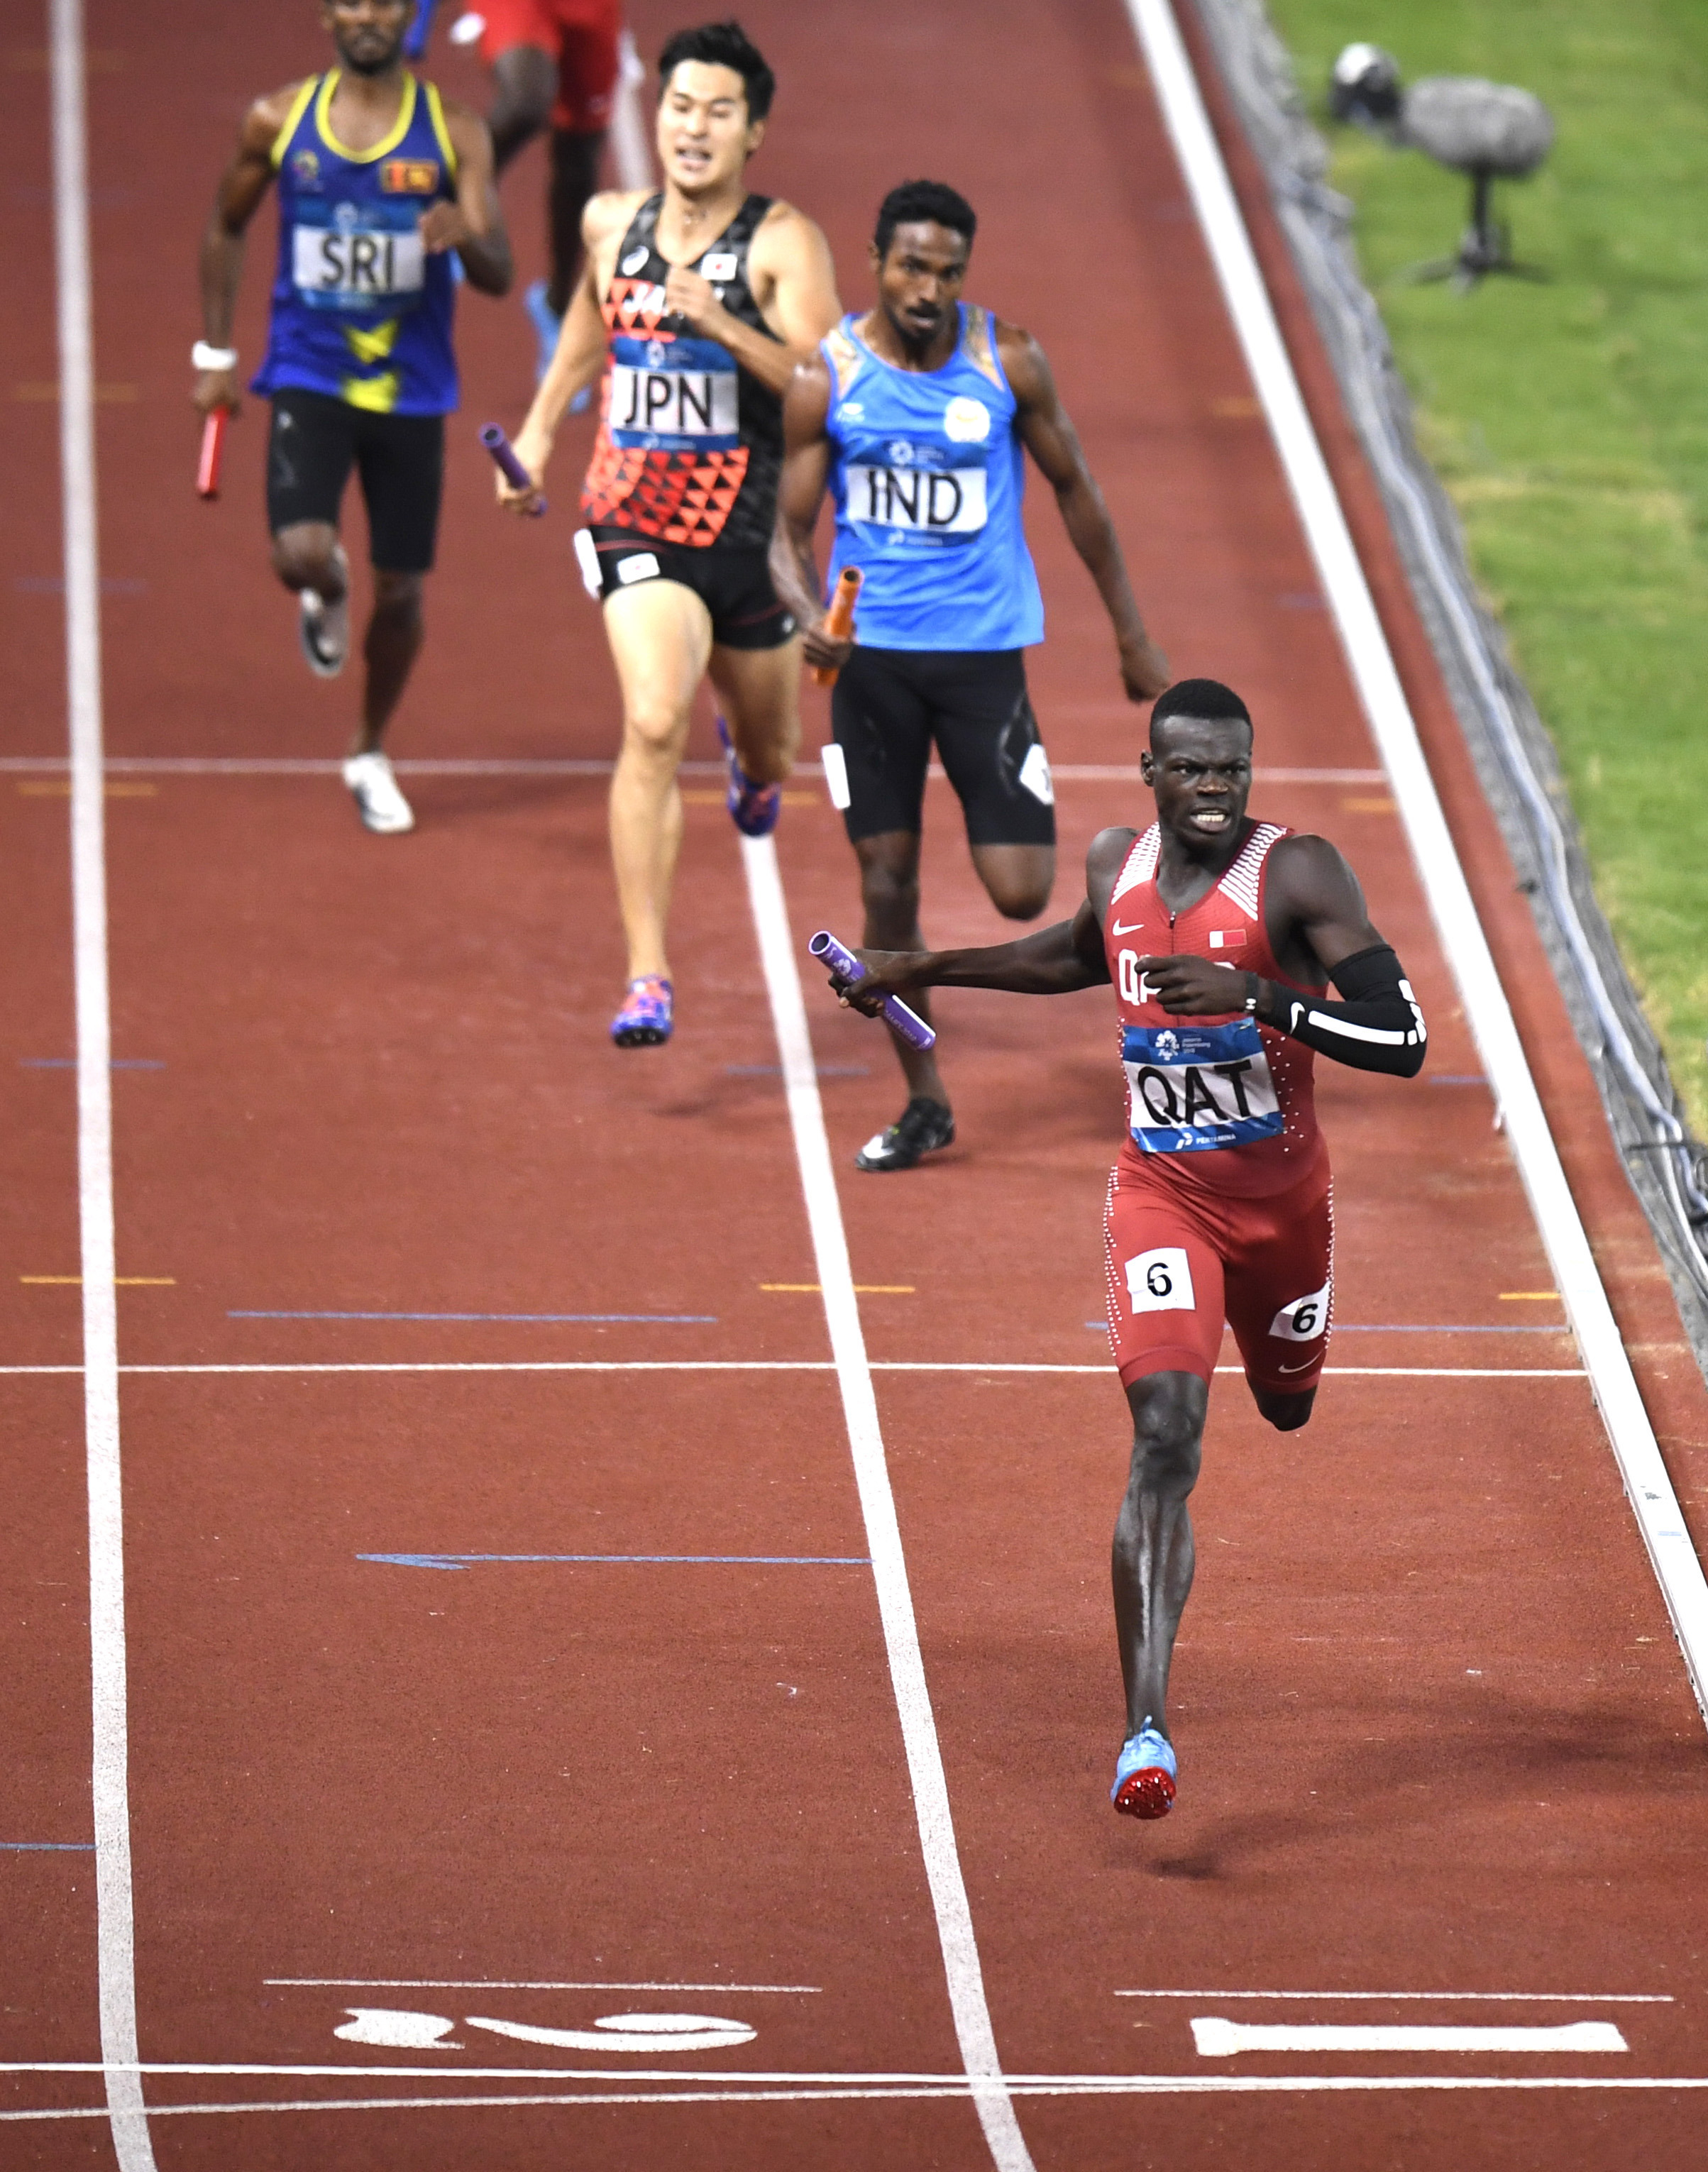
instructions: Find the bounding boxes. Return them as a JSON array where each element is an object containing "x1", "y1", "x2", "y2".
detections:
[
  {"x1": 1135, "y1": 835, "x2": 1428, "y2": 1077},
  {"x1": 500, "y1": 194, "x2": 632, "y2": 508},
  {"x1": 431, "y1": 104, "x2": 513, "y2": 296},
  {"x1": 195, "y1": 87, "x2": 297, "y2": 417},
  {"x1": 663, "y1": 204, "x2": 842, "y2": 399},
  {"x1": 833, "y1": 829, "x2": 1131, "y2": 1007},
  {"x1": 1001, "y1": 326, "x2": 1169, "y2": 703},
  {"x1": 768, "y1": 358, "x2": 839, "y2": 663}
]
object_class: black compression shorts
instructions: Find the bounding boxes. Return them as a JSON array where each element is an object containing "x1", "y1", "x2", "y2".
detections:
[
  {"x1": 265, "y1": 387, "x2": 445, "y2": 575},
  {"x1": 830, "y1": 646, "x2": 1056, "y2": 848},
  {"x1": 577, "y1": 524, "x2": 797, "y2": 651}
]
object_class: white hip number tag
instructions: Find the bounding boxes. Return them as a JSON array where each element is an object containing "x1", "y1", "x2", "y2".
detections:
[
  {"x1": 1125, "y1": 1247, "x2": 1195, "y2": 1314},
  {"x1": 1269, "y1": 1279, "x2": 1330, "y2": 1342}
]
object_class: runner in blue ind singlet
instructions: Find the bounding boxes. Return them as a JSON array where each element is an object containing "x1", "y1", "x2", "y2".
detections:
[
  {"x1": 194, "y1": 0, "x2": 511, "y2": 836},
  {"x1": 772, "y1": 179, "x2": 1171, "y2": 1169}
]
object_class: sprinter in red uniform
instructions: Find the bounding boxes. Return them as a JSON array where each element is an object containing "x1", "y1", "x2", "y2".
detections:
[{"x1": 830, "y1": 679, "x2": 1428, "y2": 1819}]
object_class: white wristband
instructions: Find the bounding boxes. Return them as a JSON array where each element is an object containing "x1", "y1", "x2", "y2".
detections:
[{"x1": 192, "y1": 341, "x2": 238, "y2": 372}]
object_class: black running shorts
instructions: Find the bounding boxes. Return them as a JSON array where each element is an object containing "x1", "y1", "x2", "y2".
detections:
[
  {"x1": 266, "y1": 387, "x2": 446, "y2": 575},
  {"x1": 830, "y1": 646, "x2": 1056, "y2": 848},
  {"x1": 577, "y1": 524, "x2": 797, "y2": 651}
]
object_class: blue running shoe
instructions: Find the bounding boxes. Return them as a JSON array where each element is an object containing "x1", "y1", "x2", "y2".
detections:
[
  {"x1": 524, "y1": 277, "x2": 561, "y2": 380},
  {"x1": 1111, "y1": 1721, "x2": 1177, "y2": 1819},
  {"x1": 524, "y1": 277, "x2": 589, "y2": 407},
  {"x1": 716, "y1": 714, "x2": 782, "y2": 837},
  {"x1": 611, "y1": 975, "x2": 673, "y2": 1047}
]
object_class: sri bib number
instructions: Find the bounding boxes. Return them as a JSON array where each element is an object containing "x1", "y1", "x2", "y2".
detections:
[
  {"x1": 844, "y1": 463, "x2": 988, "y2": 536},
  {"x1": 292, "y1": 223, "x2": 424, "y2": 306}
]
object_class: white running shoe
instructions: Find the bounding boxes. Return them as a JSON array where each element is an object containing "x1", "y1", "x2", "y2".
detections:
[
  {"x1": 298, "y1": 546, "x2": 351, "y2": 678},
  {"x1": 342, "y1": 751, "x2": 415, "y2": 835}
]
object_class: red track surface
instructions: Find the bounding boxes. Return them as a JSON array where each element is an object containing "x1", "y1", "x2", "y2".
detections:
[{"x1": 6, "y1": 1, "x2": 1708, "y2": 2165}]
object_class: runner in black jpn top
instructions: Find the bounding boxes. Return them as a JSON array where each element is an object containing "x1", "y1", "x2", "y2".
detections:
[{"x1": 497, "y1": 22, "x2": 841, "y2": 1050}]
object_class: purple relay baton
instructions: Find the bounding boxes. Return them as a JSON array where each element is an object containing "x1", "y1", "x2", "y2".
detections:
[
  {"x1": 808, "y1": 931, "x2": 936, "y2": 1052},
  {"x1": 480, "y1": 424, "x2": 546, "y2": 517}
]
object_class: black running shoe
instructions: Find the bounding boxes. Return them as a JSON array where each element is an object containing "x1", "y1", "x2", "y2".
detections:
[{"x1": 854, "y1": 1096, "x2": 954, "y2": 1172}]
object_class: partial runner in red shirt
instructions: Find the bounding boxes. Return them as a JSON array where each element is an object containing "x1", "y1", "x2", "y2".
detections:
[
  {"x1": 830, "y1": 678, "x2": 1428, "y2": 1821},
  {"x1": 473, "y1": 0, "x2": 626, "y2": 373}
]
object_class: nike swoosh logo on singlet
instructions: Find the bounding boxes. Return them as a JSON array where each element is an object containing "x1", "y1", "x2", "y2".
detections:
[{"x1": 1111, "y1": 921, "x2": 1146, "y2": 937}]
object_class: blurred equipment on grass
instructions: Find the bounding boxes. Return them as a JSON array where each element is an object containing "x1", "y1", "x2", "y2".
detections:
[{"x1": 1330, "y1": 43, "x2": 1554, "y2": 290}]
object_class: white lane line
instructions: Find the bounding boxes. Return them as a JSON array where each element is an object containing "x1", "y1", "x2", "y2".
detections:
[
  {"x1": 740, "y1": 834, "x2": 1035, "y2": 2172},
  {"x1": 0, "y1": 1362, "x2": 1587, "y2": 1379},
  {"x1": 1194, "y1": 2019, "x2": 1628, "y2": 2057},
  {"x1": 1128, "y1": 0, "x2": 1708, "y2": 1717},
  {"x1": 48, "y1": 2, "x2": 156, "y2": 2167},
  {"x1": 9, "y1": 2069, "x2": 1708, "y2": 2113},
  {"x1": 266, "y1": 1980, "x2": 821, "y2": 1993},
  {"x1": 1118, "y1": 1990, "x2": 1672, "y2": 2003}
]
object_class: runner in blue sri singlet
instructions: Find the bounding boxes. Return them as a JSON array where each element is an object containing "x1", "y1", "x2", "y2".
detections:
[
  {"x1": 197, "y1": 3, "x2": 510, "y2": 837},
  {"x1": 254, "y1": 68, "x2": 461, "y2": 415}
]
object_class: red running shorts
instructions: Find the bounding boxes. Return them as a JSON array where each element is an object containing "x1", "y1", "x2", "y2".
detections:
[
  {"x1": 1101, "y1": 1151, "x2": 1334, "y2": 1396},
  {"x1": 478, "y1": 0, "x2": 622, "y2": 133}
]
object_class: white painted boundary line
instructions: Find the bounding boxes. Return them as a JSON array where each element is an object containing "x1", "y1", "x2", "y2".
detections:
[
  {"x1": 1129, "y1": 0, "x2": 1708, "y2": 1719},
  {"x1": 1115, "y1": 1988, "x2": 1672, "y2": 2002},
  {"x1": 48, "y1": 5, "x2": 157, "y2": 2170},
  {"x1": 0, "y1": 1362, "x2": 1586, "y2": 1378},
  {"x1": 740, "y1": 835, "x2": 1035, "y2": 2172},
  {"x1": 7, "y1": 2066, "x2": 1708, "y2": 2115}
]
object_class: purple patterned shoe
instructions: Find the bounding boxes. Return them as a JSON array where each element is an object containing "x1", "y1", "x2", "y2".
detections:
[
  {"x1": 716, "y1": 714, "x2": 782, "y2": 838},
  {"x1": 610, "y1": 975, "x2": 673, "y2": 1047}
]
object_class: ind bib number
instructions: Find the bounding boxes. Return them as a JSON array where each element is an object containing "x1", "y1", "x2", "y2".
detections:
[
  {"x1": 844, "y1": 462, "x2": 988, "y2": 537},
  {"x1": 292, "y1": 219, "x2": 424, "y2": 308},
  {"x1": 1121, "y1": 1016, "x2": 1282, "y2": 1153}
]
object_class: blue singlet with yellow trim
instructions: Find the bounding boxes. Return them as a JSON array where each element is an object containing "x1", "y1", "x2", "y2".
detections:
[{"x1": 253, "y1": 71, "x2": 460, "y2": 417}]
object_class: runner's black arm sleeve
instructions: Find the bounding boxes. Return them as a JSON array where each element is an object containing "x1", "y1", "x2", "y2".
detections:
[{"x1": 1257, "y1": 943, "x2": 1426, "y2": 1076}]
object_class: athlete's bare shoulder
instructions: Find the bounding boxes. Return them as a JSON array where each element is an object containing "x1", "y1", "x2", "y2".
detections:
[
  {"x1": 749, "y1": 201, "x2": 842, "y2": 344},
  {"x1": 783, "y1": 347, "x2": 833, "y2": 418},
  {"x1": 1087, "y1": 823, "x2": 1141, "y2": 920},
  {"x1": 242, "y1": 79, "x2": 314, "y2": 155},
  {"x1": 991, "y1": 316, "x2": 1052, "y2": 401},
  {"x1": 1267, "y1": 830, "x2": 1362, "y2": 903},
  {"x1": 583, "y1": 187, "x2": 651, "y2": 286},
  {"x1": 751, "y1": 197, "x2": 828, "y2": 250}
]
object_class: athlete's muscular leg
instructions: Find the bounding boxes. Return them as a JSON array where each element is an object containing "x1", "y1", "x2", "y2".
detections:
[
  {"x1": 1254, "y1": 1385, "x2": 1315, "y2": 1431},
  {"x1": 852, "y1": 830, "x2": 950, "y2": 1108},
  {"x1": 1113, "y1": 1369, "x2": 1206, "y2": 1742},
  {"x1": 270, "y1": 520, "x2": 346, "y2": 605},
  {"x1": 602, "y1": 580, "x2": 714, "y2": 981},
  {"x1": 969, "y1": 842, "x2": 1054, "y2": 922},
  {"x1": 705, "y1": 637, "x2": 802, "y2": 788},
  {"x1": 354, "y1": 570, "x2": 425, "y2": 755},
  {"x1": 487, "y1": 44, "x2": 558, "y2": 170},
  {"x1": 547, "y1": 129, "x2": 604, "y2": 316}
]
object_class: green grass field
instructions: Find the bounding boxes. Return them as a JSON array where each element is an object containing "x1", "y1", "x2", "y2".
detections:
[{"x1": 1261, "y1": 0, "x2": 1708, "y2": 1127}]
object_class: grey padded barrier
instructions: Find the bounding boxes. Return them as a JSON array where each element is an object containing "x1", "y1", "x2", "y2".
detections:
[{"x1": 1188, "y1": 0, "x2": 1708, "y2": 1371}]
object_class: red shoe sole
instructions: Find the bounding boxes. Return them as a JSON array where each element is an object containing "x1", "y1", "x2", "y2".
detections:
[{"x1": 1113, "y1": 1767, "x2": 1177, "y2": 1819}]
